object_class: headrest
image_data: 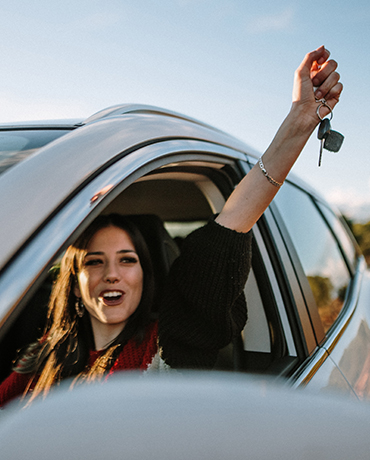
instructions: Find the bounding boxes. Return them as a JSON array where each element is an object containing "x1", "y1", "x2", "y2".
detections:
[{"x1": 125, "y1": 214, "x2": 180, "y2": 301}]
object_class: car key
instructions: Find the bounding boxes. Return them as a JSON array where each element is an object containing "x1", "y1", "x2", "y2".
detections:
[
  {"x1": 323, "y1": 129, "x2": 344, "y2": 153},
  {"x1": 316, "y1": 99, "x2": 344, "y2": 166},
  {"x1": 317, "y1": 118, "x2": 331, "y2": 167}
]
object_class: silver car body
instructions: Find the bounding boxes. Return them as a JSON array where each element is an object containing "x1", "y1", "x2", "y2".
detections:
[
  {"x1": 0, "y1": 104, "x2": 370, "y2": 400},
  {"x1": 2, "y1": 373, "x2": 370, "y2": 459}
]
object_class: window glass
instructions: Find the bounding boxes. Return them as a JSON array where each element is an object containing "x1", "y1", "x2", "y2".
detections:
[
  {"x1": 0, "y1": 130, "x2": 70, "y2": 176},
  {"x1": 274, "y1": 182, "x2": 351, "y2": 333},
  {"x1": 164, "y1": 221, "x2": 206, "y2": 239},
  {"x1": 316, "y1": 202, "x2": 358, "y2": 270},
  {"x1": 242, "y1": 269, "x2": 271, "y2": 353}
]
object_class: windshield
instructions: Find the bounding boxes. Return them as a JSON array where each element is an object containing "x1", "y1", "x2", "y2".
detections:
[{"x1": 0, "y1": 129, "x2": 72, "y2": 176}]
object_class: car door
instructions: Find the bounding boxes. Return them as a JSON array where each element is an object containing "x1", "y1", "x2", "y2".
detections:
[
  {"x1": 0, "y1": 107, "x2": 316, "y2": 384},
  {"x1": 270, "y1": 179, "x2": 370, "y2": 399},
  {"x1": 0, "y1": 110, "x2": 263, "y2": 380},
  {"x1": 1, "y1": 108, "x2": 368, "y2": 400}
]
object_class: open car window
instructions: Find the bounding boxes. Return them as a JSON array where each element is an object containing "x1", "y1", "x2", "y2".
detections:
[{"x1": 0, "y1": 152, "x2": 296, "y2": 382}]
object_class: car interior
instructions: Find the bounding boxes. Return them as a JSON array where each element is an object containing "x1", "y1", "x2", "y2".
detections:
[{"x1": 0, "y1": 160, "x2": 296, "y2": 383}]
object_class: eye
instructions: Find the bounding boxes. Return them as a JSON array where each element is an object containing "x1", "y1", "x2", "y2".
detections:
[
  {"x1": 84, "y1": 258, "x2": 103, "y2": 267},
  {"x1": 120, "y1": 256, "x2": 138, "y2": 264}
]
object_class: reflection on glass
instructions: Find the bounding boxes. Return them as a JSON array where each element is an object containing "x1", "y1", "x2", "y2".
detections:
[
  {"x1": 317, "y1": 202, "x2": 358, "y2": 269},
  {"x1": 0, "y1": 130, "x2": 69, "y2": 175},
  {"x1": 274, "y1": 182, "x2": 350, "y2": 332}
]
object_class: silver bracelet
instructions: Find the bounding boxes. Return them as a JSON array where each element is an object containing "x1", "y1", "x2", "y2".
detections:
[{"x1": 258, "y1": 157, "x2": 283, "y2": 188}]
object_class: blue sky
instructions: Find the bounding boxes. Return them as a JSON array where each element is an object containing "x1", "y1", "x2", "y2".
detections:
[{"x1": 1, "y1": 0, "x2": 369, "y2": 220}]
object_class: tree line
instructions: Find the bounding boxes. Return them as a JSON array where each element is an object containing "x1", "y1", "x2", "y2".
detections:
[{"x1": 345, "y1": 217, "x2": 370, "y2": 266}]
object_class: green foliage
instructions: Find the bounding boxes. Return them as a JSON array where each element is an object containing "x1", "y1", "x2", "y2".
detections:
[
  {"x1": 350, "y1": 219, "x2": 370, "y2": 264},
  {"x1": 307, "y1": 275, "x2": 333, "y2": 308}
]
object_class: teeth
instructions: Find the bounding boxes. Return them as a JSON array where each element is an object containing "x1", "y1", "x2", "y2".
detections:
[{"x1": 103, "y1": 291, "x2": 122, "y2": 298}]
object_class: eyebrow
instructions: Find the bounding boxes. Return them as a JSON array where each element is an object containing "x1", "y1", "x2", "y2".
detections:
[{"x1": 85, "y1": 249, "x2": 138, "y2": 257}]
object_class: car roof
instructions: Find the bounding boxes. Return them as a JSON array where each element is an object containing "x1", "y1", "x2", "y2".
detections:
[
  {"x1": 0, "y1": 119, "x2": 82, "y2": 130},
  {"x1": 0, "y1": 104, "x2": 333, "y2": 272},
  {"x1": 0, "y1": 105, "x2": 258, "y2": 271}
]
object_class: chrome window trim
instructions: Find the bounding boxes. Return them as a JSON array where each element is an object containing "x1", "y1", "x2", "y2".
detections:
[
  {"x1": 0, "y1": 140, "x2": 244, "y2": 331},
  {"x1": 291, "y1": 346, "x2": 358, "y2": 396},
  {"x1": 290, "y1": 346, "x2": 329, "y2": 387},
  {"x1": 321, "y1": 257, "x2": 366, "y2": 354},
  {"x1": 252, "y1": 222, "x2": 296, "y2": 356}
]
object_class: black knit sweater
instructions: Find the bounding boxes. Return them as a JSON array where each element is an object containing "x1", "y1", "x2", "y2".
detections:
[{"x1": 159, "y1": 219, "x2": 252, "y2": 369}]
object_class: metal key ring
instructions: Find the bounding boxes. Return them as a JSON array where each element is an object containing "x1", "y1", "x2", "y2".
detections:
[{"x1": 316, "y1": 100, "x2": 333, "y2": 121}]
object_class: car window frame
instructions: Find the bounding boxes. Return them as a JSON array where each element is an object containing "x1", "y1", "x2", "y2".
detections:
[
  {"x1": 0, "y1": 140, "x2": 247, "y2": 340},
  {"x1": 268, "y1": 179, "x2": 363, "y2": 350},
  {"x1": 1, "y1": 143, "x2": 306, "y2": 381},
  {"x1": 2, "y1": 138, "x2": 361, "y2": 382}
]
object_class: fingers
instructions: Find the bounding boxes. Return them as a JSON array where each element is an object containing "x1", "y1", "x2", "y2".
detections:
[
  {"x1": 315, "y1": 45, "x2": 330, "y2": 65},
  {"x1": 297, "y1": 45, "x2": 330, "y2": 78},
  {"x1": 304, "y1": 46, "x2": 343, "y2": 104},
  {"x1": 324, "y1": 81, "x2": 343, "y2": 108},
  {"x1": 314, "y1": 64, "x2": 341, "y2": 100},
  {"x1": 312, "y1": 59, "x2": 337, "y2": 87},
  {"x1": 292, "y1": 46, "x2": 343, "y2": 122},
  {"x1": 316, "y1": 82, "x2": 343, "y2": 118},
  {"x1": 313, "y1": 58, "x2": 343, "y2": 104}
]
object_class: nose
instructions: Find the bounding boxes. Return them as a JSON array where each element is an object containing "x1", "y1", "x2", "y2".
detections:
[{"x1": 104, "y1": 261, "x2": 120, "y2": 284}]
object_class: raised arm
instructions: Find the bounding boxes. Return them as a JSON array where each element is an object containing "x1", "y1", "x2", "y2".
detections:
[{"x1": 216, "y1": 46, "x2": 343, "y2": 233}]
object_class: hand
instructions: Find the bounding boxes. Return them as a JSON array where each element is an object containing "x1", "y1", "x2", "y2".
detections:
[
  {"x1": 217, "y1": 46, "x2": 343, "y2": 234},
  {"x1": 292, "y1": 46, "x2": 343, "y2": 125}
]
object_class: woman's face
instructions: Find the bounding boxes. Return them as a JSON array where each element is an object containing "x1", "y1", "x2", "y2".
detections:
[{"x1": 74, "y1": 225, "x2": 144, "y2": 344}]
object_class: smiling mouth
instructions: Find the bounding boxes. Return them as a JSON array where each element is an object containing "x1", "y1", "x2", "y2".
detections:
[{"x1": 99, "y1": 290, "x2": 124, "y2": 304}]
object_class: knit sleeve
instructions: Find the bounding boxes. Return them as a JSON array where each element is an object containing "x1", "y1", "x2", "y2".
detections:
[
  {"x1": 158, "y1": 219, "x2": 252, "y2": 369},
  {"x1": 0, "y1": 371, "x2": 32, "y2": 407}
]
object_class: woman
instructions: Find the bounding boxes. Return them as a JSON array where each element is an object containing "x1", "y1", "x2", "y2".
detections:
[{"x1": 0, "y1": 46, "x2": 343, "y2": 406}]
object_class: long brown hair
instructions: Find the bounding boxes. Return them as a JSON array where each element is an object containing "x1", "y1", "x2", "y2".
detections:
[{"x1": 19, "y1": 214, "x2": 155, "y2": 402}]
